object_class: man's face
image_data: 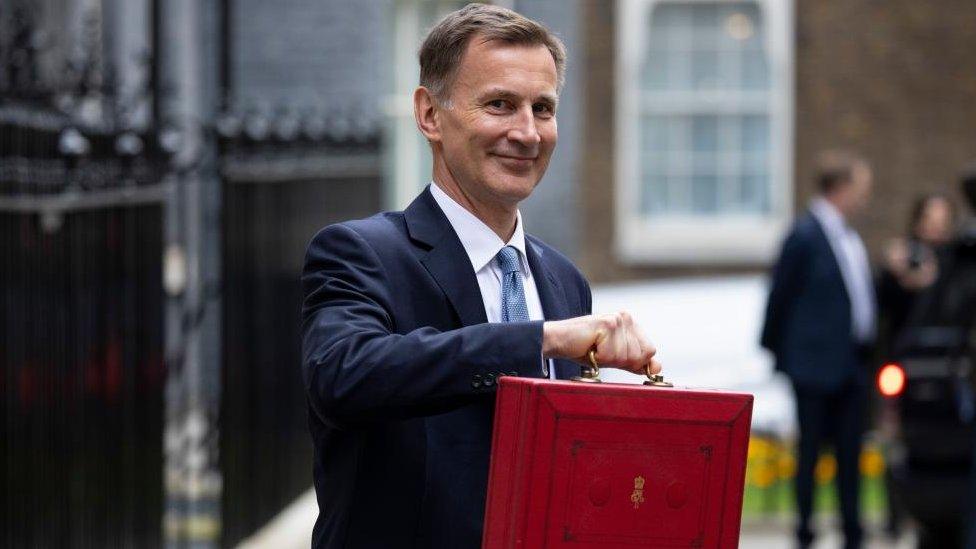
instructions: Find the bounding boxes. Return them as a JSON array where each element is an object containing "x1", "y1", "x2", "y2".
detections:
[
  {"x1": 838, "y1": 163, "x2": 873, "y2": 217},
  {"x1": 847, "y1": 163, "x2": 873, "y2": 215},
  {"x1": 433, "y1": 38, "x2": 558, "y2": 208}
]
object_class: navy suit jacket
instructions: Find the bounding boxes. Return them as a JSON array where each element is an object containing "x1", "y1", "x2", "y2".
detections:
[
  {"x1": 301, "y1": 187, "x2": 590, "y2": 549},
  {"x1": 760, "y1": 212, "x2": 868, "y2": 393}
]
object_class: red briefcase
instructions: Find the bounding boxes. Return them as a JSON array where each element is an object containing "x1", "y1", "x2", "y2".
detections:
[{"x1": 482, "y1": 366, "x2": 753, "y2": 549}]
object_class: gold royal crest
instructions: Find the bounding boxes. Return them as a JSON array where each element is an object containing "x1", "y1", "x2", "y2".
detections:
[{"x1": 631, "y1": 475, "x2": 646, "y2": 509}]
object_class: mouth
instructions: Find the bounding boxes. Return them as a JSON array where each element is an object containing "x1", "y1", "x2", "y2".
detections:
[
  {"x1": 491, "y1": 153, "x2": 538, "y2": 173},
  {"x1": 492, "y1": 153, "x2": 537, "y2": 162}
]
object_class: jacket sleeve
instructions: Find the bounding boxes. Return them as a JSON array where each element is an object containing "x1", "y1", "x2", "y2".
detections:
[
  {"x1": 760, "y1": 228, "x2": 809, "y2": 358},
  {"x1": 582, "y1": 277, "x2": 593, "y2": 315},
  {"x1": 301, "y1": 223, "x2": 545, "y2": 425}
]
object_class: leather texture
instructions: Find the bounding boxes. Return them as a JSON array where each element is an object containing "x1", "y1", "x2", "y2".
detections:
[{"x1": 483, "y1": 377, "x2": 754, "y2": 549}]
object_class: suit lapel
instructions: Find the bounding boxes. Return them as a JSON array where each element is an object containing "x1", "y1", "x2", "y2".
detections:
[
  {"x1": 808, "y1": 212, "x2": 851, "y2": 306},
  {"x1": 404, "y1": 188, "x2": 488, "y2": 327},
  {"x1": 405, "y1": 189, "x2": 580, "y2": 378},
  {"x1": 525, "y1": 237, "x2": 580, "y2": 379},
  {"x1": 525, "y1": 238, "x2": 569, "y2": 321}
]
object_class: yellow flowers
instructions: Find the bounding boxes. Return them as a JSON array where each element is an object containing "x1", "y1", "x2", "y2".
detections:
[
  {"x1": 745, "y1": 435, "x2": 886, "y2": 488},
  {"x1": 743, "y1": 435, "x2": 888, "y2": 516}
]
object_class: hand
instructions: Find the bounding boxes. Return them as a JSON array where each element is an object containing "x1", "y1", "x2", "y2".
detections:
[
  {"x1": 883, "y1": 238, "x2": 910, "y2": 274},
  {"x1": 885, "y1": 238, "x2": 938, "y2": 290},
  {"x1": 542, "y1": 313, "x2": 661, "y2": 375},
  {"x1": 899, "y1": 257, "x2": 938, "y2": 289}
]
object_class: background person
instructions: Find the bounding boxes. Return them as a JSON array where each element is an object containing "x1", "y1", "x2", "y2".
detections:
[
  {"x1": 875, "y1": 192, "x2": 956, "y2": 539},
  {"x1": 877, "y1": 192, "x2": 957, "y2": 349},
  {"x1": 761, "y1": 150, "x2": 876, "y2": 549}
]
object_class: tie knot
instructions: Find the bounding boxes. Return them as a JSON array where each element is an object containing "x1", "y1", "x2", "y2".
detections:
[{"x1": 496, "y1": 246, "x2": 521, "y2": 275}]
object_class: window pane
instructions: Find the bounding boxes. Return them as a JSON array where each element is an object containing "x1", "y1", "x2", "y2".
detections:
[
  {"x1": 692, "y1": 115, "x2": 718, "y2": 152},
  {"x1": 692, "y1": 175, "x2": 719, "y2": 213},
  {"x1": 691, "y1": 49, "x2": 720, "y2": 89},
  {"x1": 742, "y1": 47, "x2": 769, "y2": 89},
  {"x1": 641, "y1": 174, "x2": 669, "y2": 213},
  {"x1": 641, "y1": 45, "x2": 669, "y2": 90},
  {"x1": 642, "y1": 115, "x2": 670, "y2": 153},
  {"x1": 740, "y1": 174, "x2": 769, "y2": 212},
  {"x1": 742, "y1": 114, "x2": 768, "y2": 152},
  {"x1": 691, "y1": 3, "x2": 720, "y2": 35},
  {"x1": 640, "y1": 116, "x2": 670, "y2": 212},
  {"x1": 741, "y1": 114, "x2": 769, "y2": 175}
]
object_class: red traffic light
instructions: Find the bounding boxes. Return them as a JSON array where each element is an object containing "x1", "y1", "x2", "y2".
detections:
[{"x1": 878, "y1": 363, "x2": 906, "y2": 397}]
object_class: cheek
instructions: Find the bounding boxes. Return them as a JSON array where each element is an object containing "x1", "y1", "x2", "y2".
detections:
[{"x1": 541, "y1": 123, "x2": 558, "y2": 150}]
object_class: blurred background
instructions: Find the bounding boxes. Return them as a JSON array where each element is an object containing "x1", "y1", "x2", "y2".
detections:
[{"x1": 2, "y1": 0, "x2": 975, "y2": 547}]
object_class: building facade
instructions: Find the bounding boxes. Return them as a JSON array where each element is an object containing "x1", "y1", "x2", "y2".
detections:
[{"x1": 578, "y1": 0, "x2": 976, "y2": 281}]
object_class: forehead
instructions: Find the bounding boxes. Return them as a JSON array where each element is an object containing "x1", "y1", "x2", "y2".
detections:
[
  {"x1": 452, "y1": 37, "x2": 558, "y2": 97},
  {"x1": 924, "y1": 197, "x2": 951, "y2": 214}
]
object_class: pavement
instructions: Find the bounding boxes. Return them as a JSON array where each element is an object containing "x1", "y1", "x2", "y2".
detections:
[
  {"x1": 237, "y1": 494, "x2": 919, "y2": 549},
  {"x1": 739, "y1": 518, "x2": 916, "y2": 548}
]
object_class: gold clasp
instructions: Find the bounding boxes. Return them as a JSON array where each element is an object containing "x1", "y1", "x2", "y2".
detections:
[
  {"x1": 643, "y1": 363, "x2": 673, "y2": 387},
  {"x1": 570, "y1": 350, "x2": 673, "y2": 386},
  {"x1": 571, "y1": 349, "x2": 602, "y2": 383}
]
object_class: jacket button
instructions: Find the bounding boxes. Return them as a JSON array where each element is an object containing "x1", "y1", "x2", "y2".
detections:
[
  {"x1": 484, "y1": 373, "x2": 495, "y2": 387},
  {"x1": 471, "y1": 374, "x2": 482, "y2": 389}
]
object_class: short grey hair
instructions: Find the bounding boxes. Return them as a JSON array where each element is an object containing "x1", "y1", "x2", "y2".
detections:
[{"x1": 418, "y1": 3, "x2": 567, "y2": 101}]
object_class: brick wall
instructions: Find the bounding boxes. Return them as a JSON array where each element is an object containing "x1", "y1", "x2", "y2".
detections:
[{"x1": 795, "y1": 0, "x2": 976, "y2": 258}]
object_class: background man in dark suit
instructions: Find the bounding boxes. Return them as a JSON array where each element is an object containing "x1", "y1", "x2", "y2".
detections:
[
  {"x1": 761, "y1": 151, "x2": 876, "y2": 549},
  {"x1": 301, "y1": 4, "x2": 661, "y2": 548}
]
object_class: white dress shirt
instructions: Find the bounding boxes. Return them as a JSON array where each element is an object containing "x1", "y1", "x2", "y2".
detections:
[
  {"x1": 429, "y1": 183, "x2": 555, "y2": 378},
  {"x1": 809, "y1": 197, "x2": 877, "y2": 343}
]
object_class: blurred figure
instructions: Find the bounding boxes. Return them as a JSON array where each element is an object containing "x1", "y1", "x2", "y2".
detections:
[
  {"x1": 761, "y1": 151, "x2": 876, "y2": 549},
  {"x1": 876, "y1": 193, "x2": 956, "y2": 540},
  {"x1": 878, "y1": 193, "x2": 956, "y2": 346}
]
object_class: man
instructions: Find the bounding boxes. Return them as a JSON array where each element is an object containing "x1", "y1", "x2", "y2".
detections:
[
  {"x1": 301, "y1": 4, "x2": 660, "y2": 548},
  {"x1": 761, "y1": 151, "x2": 876, "y2": 549}
]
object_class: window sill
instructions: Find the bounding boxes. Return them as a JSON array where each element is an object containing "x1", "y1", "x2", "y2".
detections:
[{"x1": 616, "y1": 215, "x2": 787, "y2": 265}]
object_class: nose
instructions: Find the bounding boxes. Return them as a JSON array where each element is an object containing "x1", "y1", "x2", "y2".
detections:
[{"x1": 507, "y1": 105, "x2": 541, "y2": 148}]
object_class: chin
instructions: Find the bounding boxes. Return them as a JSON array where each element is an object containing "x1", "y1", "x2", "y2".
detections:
[{"x1": 488, "y1": 172, "x2": 540, "y2": 202}]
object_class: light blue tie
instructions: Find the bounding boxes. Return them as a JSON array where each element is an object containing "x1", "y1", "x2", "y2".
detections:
[
  {"x1": 496, "y1": 246, "x2": 529, "y2": 323},
  {"x1": 497, "y1": 246, "x2": 549, "y2": 378}
]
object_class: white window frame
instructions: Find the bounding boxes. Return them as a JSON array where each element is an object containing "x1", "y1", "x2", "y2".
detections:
[
  {"x1": 384, "y1": 0, "x2": 504, "y2": 211},
  {"x1": 615, "y1": 0, "x2": 794, "y2": 264},
  {"x1": 386, "y1": 0, "x2": 432, "y2": 210}
]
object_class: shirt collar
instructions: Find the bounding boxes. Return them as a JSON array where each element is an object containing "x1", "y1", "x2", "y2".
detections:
[
  {"x1": 810, "y1": 196, "x2": 848, "y2": 237},
  {"x1": 429, "y1": 182, "x2": 529, "y2": 274}
]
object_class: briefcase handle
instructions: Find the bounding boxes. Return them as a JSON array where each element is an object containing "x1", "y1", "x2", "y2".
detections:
[{"x1": 571, "y1": 349, "x2": 673, "y2": 387}]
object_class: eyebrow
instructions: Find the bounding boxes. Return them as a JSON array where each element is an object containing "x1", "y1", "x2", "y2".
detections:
[{"x1": 479, "y1": 87, "x2": 559, "y2": 108}]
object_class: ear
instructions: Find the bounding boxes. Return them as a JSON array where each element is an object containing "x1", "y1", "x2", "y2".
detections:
[{"x1": 414, "y1": 86, "x2": 442, "y2": 144}]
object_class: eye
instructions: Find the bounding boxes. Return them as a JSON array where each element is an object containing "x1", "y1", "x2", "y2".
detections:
[
  {"x1": 533, "y1": 103, "x2": 555, "y2": 117},
  {"x1": 486, "y1": 99, "x2": 509, "y2": 110}
]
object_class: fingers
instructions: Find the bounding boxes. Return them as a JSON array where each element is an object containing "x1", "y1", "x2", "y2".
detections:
[
  {"x1": 544, "y1": 313, "x2": 662, "y2": 376},
  {"x1": 593, "y1": 311, "x2": 659, "y2": 374},
  {"x1": 633, "y1": 327, "x2": 657, "y2": 365}
]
